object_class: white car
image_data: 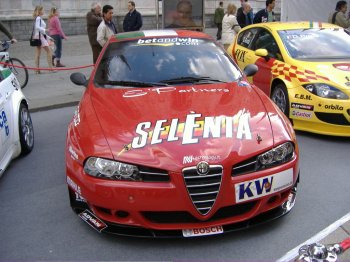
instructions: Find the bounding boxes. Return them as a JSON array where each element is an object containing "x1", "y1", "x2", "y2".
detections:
[{"x1": 0, "y1": 66, "x2": 34, "y2": 176}]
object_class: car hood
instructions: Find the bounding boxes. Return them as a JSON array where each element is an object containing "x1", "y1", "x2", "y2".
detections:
[
  {"x1": 90, "y1": 83, "x2": 277, "y2": 171},
  {"x1": 289, "y1": 60, "x2": 350, "y2": 91}
]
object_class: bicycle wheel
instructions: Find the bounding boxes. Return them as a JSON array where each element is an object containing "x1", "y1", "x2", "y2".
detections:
[{"x1": 7, "y1": 58, "x2": 29, "y2": 89}]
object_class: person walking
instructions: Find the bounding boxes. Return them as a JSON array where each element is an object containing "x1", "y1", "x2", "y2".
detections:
[
  {"x1": 328, "y1": 1, "x2": 350, "y2": 28},
  {"x1": 123, "y1": 1, "x2": 143, "y2": 32},
  {"x1": 214, "y1": 2, "x2": 224, "y2": 40},
  {"x1": 253, "y1": 0, "x2": 275, "y2": 24},
  {"x1": 0, "y1": 21, "x2": 17, "y2": 43},
  {"x1": 237, "y1": 0, "x2": 254, "y2": 28},
  {"x1": 32, "y1": 5, "x2": 54, "y2": 74},
  {"x1": 221, "y1": 3, "x2": 241, "y2": 50},
  {"x1": 97, "y1": 5, "x2": 117, "y2": 47},
  {"x1": 87, "y1": 2, "x2": 102, "y2": 64},
  {"x1": 48, "y1": 7, "x2": 67, "y2": 67}
]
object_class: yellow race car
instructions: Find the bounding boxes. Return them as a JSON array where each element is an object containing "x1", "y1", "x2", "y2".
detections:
[{"x1": 228, "y1": 22, "x2": 350, "y2": 137}]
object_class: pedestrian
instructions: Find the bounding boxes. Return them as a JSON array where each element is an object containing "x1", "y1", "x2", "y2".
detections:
[
  {"x1": 123, "y1": 1, "x2": 143, "y2": 32},
  {"x1": 214, "y1": 2, "x2": 224, "y2": 40},
  {"x1": 328, "y1": 1, "x2": 350, "y2": 28},
  {"x1": 237, "y1": 0, "x2": 254, "y2": 28},
  {"x1": 87, "y1": 2, "x2": 102, "y2": 64},
  {"x1": 31, "y1": 5, "x2": 54, "y2": 74},
  {"x1": 48, "y1": 7, "x2": 68, "y2": 67},
  {"x1": 0, "y1": 21, "x2": 17, "y2": 43},
  {"x1": 97, "y1": 5, "x2": 117, "y2": 47},
  {"x1": 253, "y1": 0, "x2": 275, "y2": 24},
  {"x1": 221, "y1": 3, "x2": 241, "y2": 50}
]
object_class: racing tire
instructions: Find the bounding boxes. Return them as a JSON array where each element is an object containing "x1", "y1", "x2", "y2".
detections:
[
  {"x1": 18, "y1": 103, "x2": 34, "y2": 155},
  {"x1": 7, "y1": 58, "x2": 29, "y2": 89},
  {"x1": 271, "y1": 83, "x2": 290, "y2": 117}
]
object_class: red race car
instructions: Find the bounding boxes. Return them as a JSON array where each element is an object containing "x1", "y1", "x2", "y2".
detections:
[{"x1": 67, "y1": 30, "x2": 300, "y2": 237}]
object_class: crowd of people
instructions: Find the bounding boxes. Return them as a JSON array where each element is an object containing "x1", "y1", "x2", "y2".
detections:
[
  {"x1": 1, "y1": 0, "x2": 350, "y2": 67},
  {"x1": 215, "y1": 0, "x2": 350, "y2": 50},
  {"x1": 1, "y1": 1, "x2": 143, "y2": 70}
]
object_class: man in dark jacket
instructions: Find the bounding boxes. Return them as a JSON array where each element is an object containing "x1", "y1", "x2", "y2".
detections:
[
  {"x1": 86, "y1": 2, "x2": 102, "y2": 63},
  {"x1": 237, "y1": 0, "x2": 253, "y2": 28},
  {"x1": 0, "y1": 21, "x2": 17, "y2": 43},
  {"x1": 253, "y1": 0, "x2": 275, "y2": 24},
  {"x1": 123, "y1": 1, "x2": 143, "y2": 32},
  {"x1": 214, "y1": 2, "x2": 224, "y2": 40}
]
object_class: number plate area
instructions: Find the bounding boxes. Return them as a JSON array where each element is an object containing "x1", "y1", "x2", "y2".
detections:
[{"x1": 182, "y1": 225, "x2": 224, "y2": 237}]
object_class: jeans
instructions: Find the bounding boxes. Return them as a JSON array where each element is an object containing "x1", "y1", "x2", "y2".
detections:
[{"x1": 51, "y1": 34, "x2": 62, "y2": 59}]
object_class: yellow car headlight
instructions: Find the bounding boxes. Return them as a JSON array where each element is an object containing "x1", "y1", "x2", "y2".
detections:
[{"x1": 303, "y1": 83, "x2": 349, "y2": 100}]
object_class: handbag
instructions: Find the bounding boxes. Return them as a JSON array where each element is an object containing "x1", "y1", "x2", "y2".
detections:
[{"x1": 30, "y1": 18, "x2": 42, "y2": 47}]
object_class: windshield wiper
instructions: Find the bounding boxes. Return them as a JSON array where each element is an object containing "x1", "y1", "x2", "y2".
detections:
[
  {"x1": 160, "y1": 76, "x2": 226, "y2": 84},
  {"x1": 100, "y1": 80, "x2": 169, "y2": 87}
]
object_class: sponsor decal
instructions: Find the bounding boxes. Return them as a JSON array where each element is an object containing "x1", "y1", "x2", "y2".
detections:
[
  {"x1": 79, "y1": 210, "x2": 107, "y2": 232},
  {"x1": 322, "y1": 104, "x2": 344, "y2": 111},
  {"x1": 333, "y1": 64, "x2": 350, "y2": 71},
  {"x1": 238, "y1": 81, "x2": 250, "y2": 87},
  {"x1": 235, "y1": 49, "x2": 248, "y2": 63},
  {"x1": 68, "y1": 145, "x2": 79, "y2": 160},
  {"x1": 235, "y1": 168, "x2": 293, "y2": 203},
  {"x1": 182, "y1": 226, "x2": 224, "y2": 237},
  {"x1": 291, "y1": 110, "x2": 312, "y2": 119},
  {"x1": 0, "y1": 109, "x2": 9, "y2": 137},
  {"x1": 286, "y1": 34, "x2": 313, "y2": 39},
  {"x1": 183, "y1": 155, "x2": 221, "y2": 164},
  {"x1": 137, "y1": 37, "x2": 199, "y2": 46},
  {"x1": 74, "y1": 192, "x2": 86, "y2": 203},
  {"x1": 291, "y1": 103, "x2": 314, "y2": 111},
  {"x1": 345, "y1": 76, "x2": 350, "y2": 86},
  {"x1": 123, "y1": 86, "x2": 229, "y2": 98},
  {"x1": 294, "y1": 94, "x2": 312, "y2": 100},
  {"x1": 66, "y1": 176, "x2": 81, "y2": 195},
  {"x1": 118, "y1": 111, "x2": 252, "y2": 156},
  {"x1": 130, "y1": 112, "x2": 252, "y2": 149},
  {"x1": 73, "y1": 105, "x2": 80, "y2": 126},
  {"x1": 11, "y1": 78, "x2": 19, "y2": 90}
]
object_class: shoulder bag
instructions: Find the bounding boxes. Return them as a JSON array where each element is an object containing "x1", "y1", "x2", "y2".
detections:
[{"x1": 30, "y1": 18, "x2": 42, "y2": 46}]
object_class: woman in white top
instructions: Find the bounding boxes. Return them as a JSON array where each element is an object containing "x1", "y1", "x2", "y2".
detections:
[
  {"x1": 221, "y1": 3, "x2": 241, "y2": 50},
  {"x1": 32, "y1": 5, "x2": 54, "y2": 74}
]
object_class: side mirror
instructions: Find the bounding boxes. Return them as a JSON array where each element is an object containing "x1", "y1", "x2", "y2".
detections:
[
  {"x1": 255, "y1": 48, "x2": 270, "y2": 62},
  {"x1": 243, "y1": 64, "x2": 258, "y2": 77},
  {"x1": 70, "y1": 72, "x2": 88, "y2": 87}
]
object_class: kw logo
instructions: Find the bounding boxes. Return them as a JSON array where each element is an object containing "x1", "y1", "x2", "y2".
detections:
[{"x1": 237, "y1": 177, "x2": 273, "y2": 201}]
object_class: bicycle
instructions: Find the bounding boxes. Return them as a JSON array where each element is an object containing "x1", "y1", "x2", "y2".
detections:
[
  {"x1": 295, "y1": 237, "x2": 350, "y2": 262},
  {"x1": 0, "y1": 40, "x2": 29, "y2": 89}
]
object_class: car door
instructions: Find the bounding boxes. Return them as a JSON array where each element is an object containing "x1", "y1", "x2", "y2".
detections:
[
  {"x1": 0, "y1": 69, "x2": 15, "y2": 163},
  {"x1": 235, "y1": 28, "x2": 283, "y2": 96},
  {"x1": 234, "y1": 28, "x2": 259, "y2": 69}
]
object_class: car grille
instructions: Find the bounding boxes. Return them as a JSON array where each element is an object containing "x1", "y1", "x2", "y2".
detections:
[
  {"x1": 232, "y1": 156, "x2": 257, "y2": 176},
  {"x1": 141, "y1": 201, "x2": 256, "y2": 223},
  {"x1": 315, "y1": 112, "x2": 350, "y2": 126},
  {"x1": 139, "y1": 166, "x2": 169, "y2": 182},
  {"x1": 182, "y1": 165, "x2": 223, "y2": 215}
]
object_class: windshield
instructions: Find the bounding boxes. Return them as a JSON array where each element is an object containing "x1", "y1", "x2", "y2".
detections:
[
  {"x1": 94, "y1": 37, "x2": 242, "y2": 87},
  {"x1": 278, "y1": 28, "x2": 350, "y2": 60}
]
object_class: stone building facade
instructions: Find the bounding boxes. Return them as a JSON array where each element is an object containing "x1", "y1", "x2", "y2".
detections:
[{"x1": 0, "y1": 0, "x2": 281, "y2": 40}]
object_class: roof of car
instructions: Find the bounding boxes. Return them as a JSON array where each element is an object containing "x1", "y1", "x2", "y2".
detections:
[
  {"x1": 244, "y1": 21, "x2": 342, "y2": 31},
  {"x1": 111, "y1": 29, "x2": 213, "y2": 42}
]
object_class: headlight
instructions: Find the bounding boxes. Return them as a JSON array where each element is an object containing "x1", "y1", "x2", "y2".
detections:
[
  {"x1": 257, "y1": 142, "x2": 294, "y2": 169},
  {"x1": 302, "y1": 83, "x2": 349, "y2": 100},
  {"x1": 84, "y1": 157, "x2": 140, "y2": 181}
]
